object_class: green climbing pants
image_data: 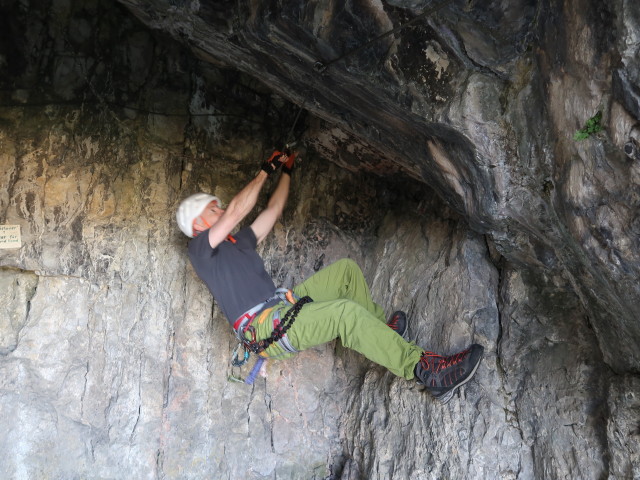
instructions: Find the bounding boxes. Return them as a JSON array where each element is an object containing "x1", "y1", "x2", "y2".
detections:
[{"x1": 253, "y1": 258, "x2": 424, "y2": 379}]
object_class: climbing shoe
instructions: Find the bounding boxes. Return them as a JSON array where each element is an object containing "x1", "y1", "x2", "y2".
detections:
[
  {"x1": 386, "y1": 311, "x2": 408, "y2": 339},
  {"x1": 415, "y1": 344, "x2": 484, "y2": 404}
]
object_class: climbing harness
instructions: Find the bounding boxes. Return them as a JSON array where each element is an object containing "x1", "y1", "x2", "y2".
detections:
[
  {"x1": 229, "y1": 289, "x2": 313, "y2": 384},
  {"x1": 246, "y1": 294, "x2": 312, "y2": 354}
]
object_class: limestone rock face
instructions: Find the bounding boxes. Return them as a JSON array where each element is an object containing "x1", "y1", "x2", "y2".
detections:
[
  {"x1": 0, "y1": 1, "x2": 639, "y2": 479},
  {"x1": 117, "y1": 0, "x2": 640, "y2": 373}
]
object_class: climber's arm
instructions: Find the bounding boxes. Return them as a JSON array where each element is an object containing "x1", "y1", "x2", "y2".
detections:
[{"x1": 251, "y1": 171, "x2": 291, "y2": 245}]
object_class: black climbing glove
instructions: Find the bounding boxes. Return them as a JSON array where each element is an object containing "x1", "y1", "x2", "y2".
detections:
[{"x1": 261, "y1": 151, "x2": 287, "y2": 175}]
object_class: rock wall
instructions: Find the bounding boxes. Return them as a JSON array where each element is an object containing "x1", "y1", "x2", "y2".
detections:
[
  {"x1": 118, "y1": 0, "x2": 640, "y2": 374},
  {"x1": 0, "y1": 1, "x2": 638, "y2": 479}
]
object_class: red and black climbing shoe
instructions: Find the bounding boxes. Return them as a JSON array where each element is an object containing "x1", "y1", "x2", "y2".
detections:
[
  {"x1": 415, "y1": 344, "x2": 484, "y2": 404},
  {"x1": 386, "y1": 311, "x2": 408, "y2": 339}
]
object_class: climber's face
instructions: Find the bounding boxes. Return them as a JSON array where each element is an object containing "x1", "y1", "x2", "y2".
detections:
[{"x1": 193, "y1": 200, "x2": 224, "y2": 235}]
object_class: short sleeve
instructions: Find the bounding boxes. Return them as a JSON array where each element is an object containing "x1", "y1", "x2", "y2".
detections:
[
  {"x1": 188, "y1": 230, "x2": 217, "y2": 259},
  {"x1": 234, "y1": 227, "x2": 258, "y2": 249}
]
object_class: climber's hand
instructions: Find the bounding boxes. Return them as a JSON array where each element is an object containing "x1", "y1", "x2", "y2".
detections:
[
  {"x1": 261, "y1": 151, "x2": 288, "y2": 175},
  {"x1": 282, "y1": 151, "x2": 297, "y2": 176}
]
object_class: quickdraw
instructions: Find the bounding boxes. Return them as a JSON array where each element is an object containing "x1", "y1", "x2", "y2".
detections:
[{"x1": 230, "y1": 343, "x2": 250, "y2": 367}]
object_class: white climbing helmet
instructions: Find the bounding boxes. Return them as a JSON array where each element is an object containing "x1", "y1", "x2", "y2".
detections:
[{"x1": 176, "y1": 192, "x2": 220, "y2": 238}]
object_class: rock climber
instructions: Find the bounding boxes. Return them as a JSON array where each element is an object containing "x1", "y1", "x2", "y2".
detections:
[{"x1": 176, "y1": 150, "x2": 483, "y2": 403}]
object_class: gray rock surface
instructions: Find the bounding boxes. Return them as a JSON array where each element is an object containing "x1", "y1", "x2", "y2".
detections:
[
  {"x1": 0, "y1": 1, "x2": 639, "y2": 479},
  {"x1": 118, "y1": 0, "x2": 640, "y2": 374}
]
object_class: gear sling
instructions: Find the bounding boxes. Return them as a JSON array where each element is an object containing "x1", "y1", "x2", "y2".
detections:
[{"x1": 231, "y1": 288, "x2": 312, "y2": 384}]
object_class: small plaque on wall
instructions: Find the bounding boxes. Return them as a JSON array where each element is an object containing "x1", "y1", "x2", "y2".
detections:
[{"x1": 0, "y1": 225, "x2": 21, "y2": 249}]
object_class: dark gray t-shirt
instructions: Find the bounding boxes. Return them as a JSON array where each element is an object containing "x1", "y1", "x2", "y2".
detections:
[{"x1": 188, "y1": 227, "x2": 276, "y2": 325}]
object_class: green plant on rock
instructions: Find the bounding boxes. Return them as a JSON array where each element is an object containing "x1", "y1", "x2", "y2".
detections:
[{"x1": 574, "y1": 111, "x2": 603, "y2": 140}]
